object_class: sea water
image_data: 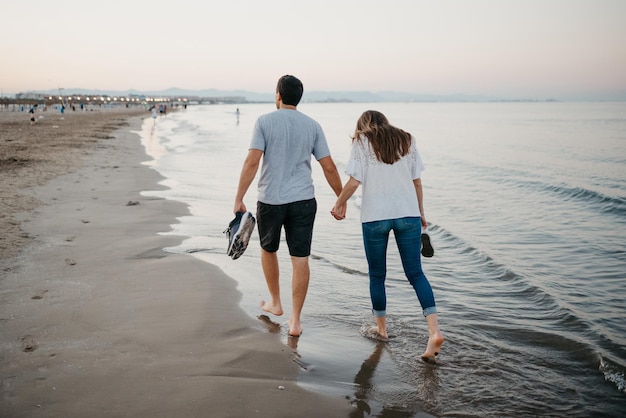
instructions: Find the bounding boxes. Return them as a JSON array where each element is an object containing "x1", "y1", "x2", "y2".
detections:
[{"x1": 138, "y1": 101, "x2": 626, "y2": 417}]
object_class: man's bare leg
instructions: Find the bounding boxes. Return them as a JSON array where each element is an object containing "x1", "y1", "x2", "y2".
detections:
[
  {"x1": 259, "y1": 249, "x2": 283, "y2": 316},
  {"x1": 421, "y1": 313, "x2": 444, "y2": 361},
  {"x1": 288, "y1": 256, "x2": 310, "y2": 337}
]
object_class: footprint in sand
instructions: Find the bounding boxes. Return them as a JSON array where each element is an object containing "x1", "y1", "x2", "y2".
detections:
[
  {"x1": 31, "y1": 290, "x2": 48, "y2": 300},
  {"x1": 19, "y1": 335, "x2": 37, "y2": 352},
  {"x1": 258, "y1": 315, "x2": 281, "y2": 334}
]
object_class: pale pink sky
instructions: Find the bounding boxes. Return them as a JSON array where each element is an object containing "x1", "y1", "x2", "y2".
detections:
[{"x1": 2, "y1": 0, "x2": 625, "y2": 99}]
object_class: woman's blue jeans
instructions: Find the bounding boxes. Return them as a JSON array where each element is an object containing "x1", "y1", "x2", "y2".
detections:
[{"x1": 361, "y1": 217, "x2": 437, "y2": 317}]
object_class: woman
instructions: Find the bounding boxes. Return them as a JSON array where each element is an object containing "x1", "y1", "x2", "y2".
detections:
[{"x1": 331, "y1": 110, "x2": 444, "y2": 361}]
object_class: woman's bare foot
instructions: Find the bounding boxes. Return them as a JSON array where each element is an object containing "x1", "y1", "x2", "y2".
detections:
[
  {"x1": 362, "y1": 326, "x2": 388, "y2": 342},
  {"x1": 421, "y1": 332, "x2": 444, "y2": 361},
  {"x1": 373, "y1": 316, "x2": 388, "y2": 340},
  {"x1": 259, "y1": 300, "x2": 283, "y2": 316},
  {"x1": 373, "y1": 326, "x2": 388, "y2": 340}
]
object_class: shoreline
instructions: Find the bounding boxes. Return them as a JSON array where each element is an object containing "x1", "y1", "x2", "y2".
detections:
[{"x1": 0, "y1": 111, "x2": 352, "y2": 416}]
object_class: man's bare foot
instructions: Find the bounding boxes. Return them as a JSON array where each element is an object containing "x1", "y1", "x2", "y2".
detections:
[
  {"x1": 421, "y1": 332, "x2": 444, "y2": 361},
  {"x1": 259, "y1": 300, "x2": 283, "y2": 316},
  {"x1": 288, "y1": 318, "x2": 303, "y2": 337}
]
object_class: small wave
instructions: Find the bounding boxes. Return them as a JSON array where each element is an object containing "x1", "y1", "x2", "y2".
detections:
[
  {"x1": 490, "y1": 176, "x2": 626, "y2": 218},
  {"x1": 451, "y1": 159, "x2": 626, "y2": 218},
  {"x1": 163, "y1": 246, "x2": 220, "y2": 255},
  {"x1": 433, "y1": 225, "x2": 532, "y2": 284},
  {"x1": 310, "y1": 253, "x2": 368, "y2": 276},
  {"x1": 172, "y1": 119, "x2": 201, "y2": 135},
  {"x1": 184, "y1": 248, "x2": 214, "y2": 254},
  {"x1": 432, "y1": 225, "x2": 626, "y2": 354},
  {"x1": 600, "y1": 357, "x2": 626, "y2": 393},
  {"x1": 542, "y1": 184, "x2": 626, "y2": 216}
]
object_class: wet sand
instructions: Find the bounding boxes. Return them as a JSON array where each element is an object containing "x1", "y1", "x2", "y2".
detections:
[{"x1": 0, "y1": 108, "x2": 353, "y2": 417}]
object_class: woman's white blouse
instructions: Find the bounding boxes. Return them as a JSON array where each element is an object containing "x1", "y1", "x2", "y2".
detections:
[{"x1": 345, "y1": 135, "x2": 424, "y2": 223}]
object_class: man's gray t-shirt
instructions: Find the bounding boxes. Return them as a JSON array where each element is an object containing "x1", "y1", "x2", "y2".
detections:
[{"x1": 250, "y1": 109, "x2": 331, "y2": 205}]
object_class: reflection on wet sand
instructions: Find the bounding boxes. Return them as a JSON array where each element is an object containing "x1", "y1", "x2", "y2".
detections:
[{"x1": 350, "y1": 341, "x2": 439, "y2": 418}]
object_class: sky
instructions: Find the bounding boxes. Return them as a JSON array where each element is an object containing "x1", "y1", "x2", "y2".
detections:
[{"x1": 2, "y1": 0, "x2": 626, "y2": 99}]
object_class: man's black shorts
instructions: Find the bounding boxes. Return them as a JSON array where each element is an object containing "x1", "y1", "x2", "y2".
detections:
[{"x1": 256, "y1": 198, "x2": 317, "y2": 257}]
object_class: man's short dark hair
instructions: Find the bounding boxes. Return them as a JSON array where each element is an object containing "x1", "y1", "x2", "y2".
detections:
[{"x1": 276, "y1": 75, "x2": 303, "y2": 106}]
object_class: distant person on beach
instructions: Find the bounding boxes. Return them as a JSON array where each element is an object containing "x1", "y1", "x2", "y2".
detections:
[
  {"x1": 28, "y1": 106, "x2": 36, "y2": 125},
  {"x1": 331, "y1": 110, "x2": 444, "y2": 361},
  {"x1": 233, "y1": 75, "x2": 343, "y2": 337}
]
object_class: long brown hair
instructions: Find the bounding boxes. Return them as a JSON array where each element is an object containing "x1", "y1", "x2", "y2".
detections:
[{"x1": 352, "y1": 110, "x2": 412, "y2": 164}]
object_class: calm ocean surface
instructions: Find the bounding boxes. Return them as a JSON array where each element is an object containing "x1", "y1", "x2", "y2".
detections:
[{"x1": 138, "y1": 101, "x2": 625, "y2": 417}]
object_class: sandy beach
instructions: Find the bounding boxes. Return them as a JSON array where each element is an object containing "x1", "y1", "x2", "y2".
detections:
[{"x1": 0, "y1": 109, "x2": 353, "y2": 417}]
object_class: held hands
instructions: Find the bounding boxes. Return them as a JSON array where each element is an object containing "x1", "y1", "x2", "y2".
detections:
[
  {"x1": 331, "y1": 176, "x2": 359, "y2": 221},
  {"x1": 331, "y1": 203, "x2": 346, "y2": 220}
]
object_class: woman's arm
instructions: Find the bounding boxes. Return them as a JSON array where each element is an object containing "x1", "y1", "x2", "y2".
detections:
[
  {"x1": 413, "y1": 178, "x2": 427, "y2": 228},
  {"x1": 331, "y1": 176, "x2": 361, "y2": 220}
]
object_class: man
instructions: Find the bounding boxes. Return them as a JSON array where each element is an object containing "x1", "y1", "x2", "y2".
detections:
[{"x1": 233, "y1": 75, "x2": 343, "y2": 337}]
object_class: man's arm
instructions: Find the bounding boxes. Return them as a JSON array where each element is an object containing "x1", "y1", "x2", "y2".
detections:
[
  {"x1": 318, "y1": 156, "x2": 343, "y2": 197},
  {"x1": 234, "y1": 149, "x2": 263, "y2": 213}
]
